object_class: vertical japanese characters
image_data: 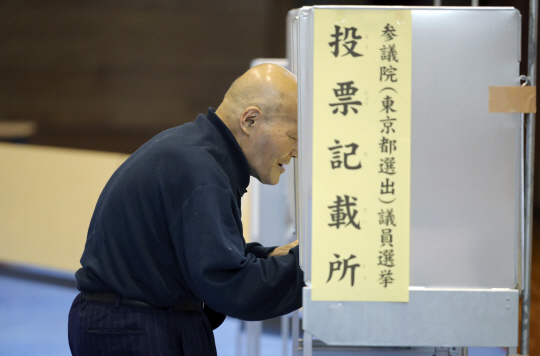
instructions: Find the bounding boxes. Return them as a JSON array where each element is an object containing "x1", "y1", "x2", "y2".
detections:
[
  {"x1": 325, "y1": 24, "x2": 364, "y2": 288},
  {"x1": 311, "y1": 9, "x2": 411, "y2": 302},
  {"x1": 377, "y1": 23, "x2": 399, "y2": 288}
]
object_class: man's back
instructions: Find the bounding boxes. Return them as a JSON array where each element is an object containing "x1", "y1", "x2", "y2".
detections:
[
  {"x1": 69, "y1": 64, "x2": 303, "y2": 356},
  {"x1": 76, "y1": 110, "x2": 248, "y2": 308}
]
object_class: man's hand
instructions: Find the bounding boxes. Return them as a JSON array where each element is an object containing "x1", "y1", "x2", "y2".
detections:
[{"x1": 269, "y1": 240, "x2": 299, "y2": 257}]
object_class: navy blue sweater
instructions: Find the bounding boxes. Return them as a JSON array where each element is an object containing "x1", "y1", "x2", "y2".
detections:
[{"x1": 75, "y1": 109, "x2": 304, "y2": 321}]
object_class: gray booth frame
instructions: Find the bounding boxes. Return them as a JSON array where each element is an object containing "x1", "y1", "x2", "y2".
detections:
[{"x1": 288, "y1": 4, "x2": 537, "y2": 356}]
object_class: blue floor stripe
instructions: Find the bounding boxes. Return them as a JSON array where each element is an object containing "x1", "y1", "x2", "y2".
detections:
[{"x1": 0, "y1": 274, "x2": 286, "y2": 356}]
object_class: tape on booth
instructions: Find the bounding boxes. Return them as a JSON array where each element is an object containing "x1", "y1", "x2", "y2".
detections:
[{"x1": 489, "y1": 86, "x2": 537, "y2": 113}]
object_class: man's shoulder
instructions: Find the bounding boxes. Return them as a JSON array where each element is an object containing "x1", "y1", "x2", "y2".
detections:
[
  {"x1": 150, "y1": 126, "x2": 232, "y2": 187},
  {"x1": 112, "y1": 114, "x2": 238, "y2": 198},
  {"x1": 131, "y1": 118, "x2": 215, "y2": 164}
]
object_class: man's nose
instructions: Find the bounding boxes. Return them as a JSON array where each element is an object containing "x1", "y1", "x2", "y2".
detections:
[{"x1": 291, "y1": 148, "x2": 298, "y2": 158}]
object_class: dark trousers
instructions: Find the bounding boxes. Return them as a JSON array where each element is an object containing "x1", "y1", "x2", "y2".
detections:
[{"x1": 68, "y1": 293, "x2": 217, "y2": 356}]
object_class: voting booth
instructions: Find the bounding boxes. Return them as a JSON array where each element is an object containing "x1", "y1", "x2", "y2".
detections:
[{"x1": 288, "y1": 5, "x2": 535, "y2": 356}]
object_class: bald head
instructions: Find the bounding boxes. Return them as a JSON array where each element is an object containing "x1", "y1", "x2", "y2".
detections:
[
  {"x1": 215, "y1": 64, "x2": 298, "y2": 185},
  {"x1": 216, "y1": 63, "x2": 297, "y2": 127}
]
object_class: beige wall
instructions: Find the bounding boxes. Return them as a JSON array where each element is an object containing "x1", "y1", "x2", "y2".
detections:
[
  {"x1": 0, "y1": 143, "x2": 128, "y2": 272},
  {"x1": 0, "y1": 142, "x2": 253, "y2": 272}
]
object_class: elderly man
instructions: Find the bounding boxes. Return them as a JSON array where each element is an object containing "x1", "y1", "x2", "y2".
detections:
[{"x1": 68, "y1": 63, "x2": 304, "y2": 356}]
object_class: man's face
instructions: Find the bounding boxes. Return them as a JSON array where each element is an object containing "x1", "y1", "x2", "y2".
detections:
[{"x1": 249, "y1": 113, "x2": 298, "y2": 185}]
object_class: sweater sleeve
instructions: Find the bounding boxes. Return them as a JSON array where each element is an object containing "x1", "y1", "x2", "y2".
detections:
[
  {"x1": 245, "y1": 242, "x2": 277, "y2": 259},
  {"x1": 177, "y1": 184, "x2": 304, "y2": 321}
]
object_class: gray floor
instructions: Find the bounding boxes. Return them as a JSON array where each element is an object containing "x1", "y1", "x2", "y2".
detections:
[{"x1": 0, "y1": 272, "x2": 286, "y2": 356}]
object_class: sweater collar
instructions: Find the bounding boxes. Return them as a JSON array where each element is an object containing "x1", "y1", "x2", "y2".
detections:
[{"x1": 205, "y1": 108, "x2": 250, "y2": 195}]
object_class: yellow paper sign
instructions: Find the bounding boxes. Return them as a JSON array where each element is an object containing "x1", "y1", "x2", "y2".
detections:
[{"x1": 311, "y1": 8, "x2": 412, "y2": 302}]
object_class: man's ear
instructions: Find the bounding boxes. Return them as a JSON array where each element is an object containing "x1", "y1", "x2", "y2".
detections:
[{"x1": 240, "y1": 106, "x2": 261, "y2": 135}]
